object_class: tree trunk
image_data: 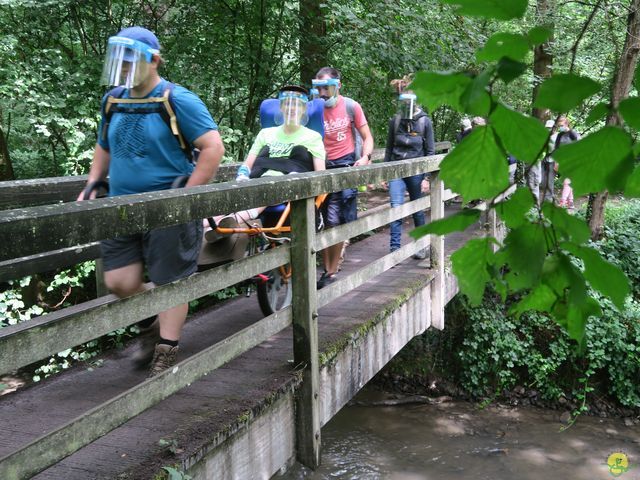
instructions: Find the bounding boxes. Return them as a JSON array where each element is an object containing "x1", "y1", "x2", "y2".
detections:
[
  {"x1": 588, "y1": 0, "x2": 640, "y2": 241},
  {"x1": 299, "y1": 0, "x2": 326, "y2": 86},
  {"x1": 0, "y1": 124, "x2": 14, "y2": 181},
  {"x1": 532, "y1": 0, "x2": 554, "y2": 121}
]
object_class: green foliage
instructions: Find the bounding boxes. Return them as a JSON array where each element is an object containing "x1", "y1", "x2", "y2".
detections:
[
  {"x1": 533, "y1": 74, "x2": 601, "y2": 112},
  {"x1": 597, "y1": 199, "x2": 640, "y2": 300},
  {"x1": 410, "y1": 208, "x2": 480, "y2": 236},
  {"x1": 476, "y1": 33, "x2": 530, "y2": 62},
  {"x1": 450, "y1": 238, "x2": 496, "y2": 304},
  {"x1": 438, "y1": 126, "x2": 510, "y2": 199},
  {"x1": 159, "y1": 466, "x2": 192, "y2": 480},
  {"x1": 490, "y1": 104, "x2": 548, "y2": 164},
  {"x1": 553, "y1": 127, "x2": 633, "y2": 196},
  {"x1": 408, "y1": 0, "x2": 639, "y2": 347},
  {"x1": 449, "y1": 291, "x2": 640, "y2": 407},
  {"x1": 439, "y1": 0, "x2": 528, "y2": 20}
]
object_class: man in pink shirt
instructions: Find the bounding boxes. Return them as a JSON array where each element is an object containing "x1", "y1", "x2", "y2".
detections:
[{"x1": 312, "y1": 67, "x2": 374, "y2": 289}]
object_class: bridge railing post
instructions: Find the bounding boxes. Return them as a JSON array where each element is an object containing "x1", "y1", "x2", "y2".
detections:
[
  {"x1": 430, "y1": 174, "x2": 445, "y2": 329},
  {"x1": 289, "y1": 197, "x2": 321, "y2": 469}
]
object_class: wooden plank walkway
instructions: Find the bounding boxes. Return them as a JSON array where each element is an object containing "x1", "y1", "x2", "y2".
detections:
[{"x1": 0, "y1": 199, "x2": 479, "y2": 479}]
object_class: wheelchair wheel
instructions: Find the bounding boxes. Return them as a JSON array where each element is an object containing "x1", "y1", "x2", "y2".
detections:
[{"x1": 257, "y1": 264, "x2": 292, "y2": 316}]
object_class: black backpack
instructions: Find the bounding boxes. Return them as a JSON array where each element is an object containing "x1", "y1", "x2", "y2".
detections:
[{"x1": 392, "y1": 114, "x2": 429, "y2": 151}]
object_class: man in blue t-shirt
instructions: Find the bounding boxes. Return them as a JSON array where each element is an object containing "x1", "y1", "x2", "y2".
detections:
[{"x1": 78, "y1": 27, "x2": 224, "y2": 377}]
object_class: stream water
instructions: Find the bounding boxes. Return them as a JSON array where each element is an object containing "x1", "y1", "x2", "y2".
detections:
[{"x1": 280, "y1": 390, "x2": 640, "y2": 480}]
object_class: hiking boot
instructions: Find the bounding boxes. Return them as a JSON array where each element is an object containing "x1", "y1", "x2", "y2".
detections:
[
  {"x1": 412, "y1": 248, "x2": 427, "y2": 260},
  {"x1": 317, "y1": 271, "x2": 338, "y2": 290},
  {"x1": 131, "y1": 317, "x2": 159, "y2": 368},
  {"x1": 148, "y1": 344, "x2": 179, "y2": 378}
]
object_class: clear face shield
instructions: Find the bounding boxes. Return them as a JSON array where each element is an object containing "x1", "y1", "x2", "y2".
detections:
[
  {"x1": 276, "y1": 91, "x2": 309, "y2": 127},
  {"x1": 398, "y1": 93, "x2": 417, "y2": 119},
  {"x1": 312, "y1": 78, "x2": 339, "y2": 106},
  {"x1": 100, "y1": 36, "x2": 159, "y2": 88}
]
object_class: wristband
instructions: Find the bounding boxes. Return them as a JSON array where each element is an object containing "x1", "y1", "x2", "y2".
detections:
[{"x1": 237, "y1": 165, "x2": 251, "y2": 178}]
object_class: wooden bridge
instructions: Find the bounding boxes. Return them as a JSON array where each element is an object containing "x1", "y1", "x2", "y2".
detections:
[{"x1": 0, "y1": 145, "x2": 502, "y2": 479}]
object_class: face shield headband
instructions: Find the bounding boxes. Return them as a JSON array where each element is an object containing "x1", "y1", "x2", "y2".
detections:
[
  {"x1": 398, "y1": 93, "x2": 417, "y2": 119},
  {"x1": 100, "y1": 36, "x2": 160, "y2": 88},
  {"x1": 276, "y1": 91, "x2": 309, "y2": 126},
  {"x1": 312, "y1": 78, "x2": 339, "y2": 106}
]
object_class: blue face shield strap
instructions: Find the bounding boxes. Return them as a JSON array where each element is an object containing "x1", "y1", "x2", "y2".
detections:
[
  {"x1": 399, "y1": 93, "x2": 417, "y2": 101},
  {"x1": 278, "y1": 91, "x2": 309, "y2": 103},
  {"x1": 311, "y1": 78, "x2": 340, "y2": 88},
  {"x1": 107, "y1": 36, "x2": 159, "y2": 62}
]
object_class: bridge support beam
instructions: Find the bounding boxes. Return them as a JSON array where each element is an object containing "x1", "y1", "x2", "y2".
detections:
[
  {"x1": 430, "y1": 174, "x2": 445, "y2": 329},
  {"x1": 290, "y1": 197, "x2": 321, "y2": 469}
]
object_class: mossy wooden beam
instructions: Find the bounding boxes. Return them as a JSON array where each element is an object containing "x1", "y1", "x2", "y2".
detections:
[
  {"x1": 429, "y1": 174, "x2": 445, "y2": 330},
  {"x1": 0, "y1": 305, "x2": 293, "y2": 480},
  {"x1": 289, "y1": 198, "x2": 321, "y2": 468},
  {"x1": 0, "y1": 164, "x2": 239, "y2": 210},
  {"x1": 0, "y1": 155, "x2": 444, "y2": 262},
  {"x1": 315, "y1": 195, "x2": 431, "y2": 251},
  {"x1": 0, "y1": 246, "x2": 289, "y2": 374},
  {"x1": 0, "y1": 242, "x2": 101, "y2": 282},
  {"x1": 317, "y1": 236, "x2": 431, "y2": 309}
]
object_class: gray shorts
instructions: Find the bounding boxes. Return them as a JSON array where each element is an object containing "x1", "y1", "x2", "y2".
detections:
[{"x1": 100, "y1": 220, "x2": 203, "y2": 285}]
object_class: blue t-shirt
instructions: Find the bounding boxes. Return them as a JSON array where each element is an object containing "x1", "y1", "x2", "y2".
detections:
[{"x1": 97, "y1": 79, "x2": 218, "y2": 196}]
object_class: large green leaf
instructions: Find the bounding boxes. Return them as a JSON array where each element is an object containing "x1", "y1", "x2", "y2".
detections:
[
  {"x1": 585, "y1": 102, "x2": 609, "y2": 126},
  {"x1": 618, "y1": 97, "x2": 640, "y2": 130},
  {"x1": 496, "y1": 58, "x2": 527, "y2": 84},
  {"x1": 451, "y1": 238, "x2": 496, "y2": 304},
  {"x1": 411, "y1": 71, "x2": 471, "y2": 112},
  {"x1": 562, "y1": 243, "x2": 630, "y2": 309},
  {"x1": 541, "y1": 202, "x2": 590, "y2": 244},
  {"x1": 476, "y1": 33, "x2": 530, "y2": 62},
  {"x1": 490, "y1": 103, "x2": 548, "y2": 164},
  {"x1": 438, "y1": 126, "x2": 509, "y2": 200},
  {"x1": 533, "y1": 74, "x2": 600, "y2": 112},
  {"x1": 410, "y1": 209, "x2": 481, "y2": 238},
  {"x1": 624, "y1": 165, "x2": 640, "y2": 197},
  {"x1": 510, "y1": 283, "x2": 557, "y2": 316},
  {"x1": 460, "y1": 69, "x2": 493, "y2": 116},
  {"x1": 497, "y1": 223, "x2": 548, "y2": 291},
  {"x1": 564, "y1": 297, "x2": 601, "y2": 348},
  {"x1": 439, "y1": 0, "x2": 528, "y2": 20},
  {"x1": 552, "y1": 127, "x2": 633, "y2": 196},
  {"x1": 494, "y1": 187, "x2": 535, "y2": 228},
  {"x1": 527, "y1": 26, "x2": 553, "y2": 45}
]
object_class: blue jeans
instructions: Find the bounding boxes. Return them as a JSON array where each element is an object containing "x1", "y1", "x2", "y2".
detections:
[{"x1": 389, "y1": 174, "x2": 426, "y2": 251}]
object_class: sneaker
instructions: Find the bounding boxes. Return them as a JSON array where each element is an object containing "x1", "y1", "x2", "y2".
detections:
[
  {"x1": 317, "y1": 271, "x2": 338, "y2": 290},
  {"x1": 204, "y1": 216, "x2": 239, "y2": 243},
  {"x1": 412, "y1": 248, "x2": 427, "y2": 260},
  {"x1": 148, "y1": 344, "x2": 179, "y2": 378},
  {"x1": 131, "y1": 317, "x2": 159, "y2": 368}
]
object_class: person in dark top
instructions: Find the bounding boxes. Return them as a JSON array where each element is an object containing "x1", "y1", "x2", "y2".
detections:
[{"x1": 384, "y1": 77, "x2": 435, "y2": 259}]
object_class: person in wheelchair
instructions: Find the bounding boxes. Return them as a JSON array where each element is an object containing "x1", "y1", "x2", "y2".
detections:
[{"x1": 204, "y1": 85, "x2": 325, "y2": 239}]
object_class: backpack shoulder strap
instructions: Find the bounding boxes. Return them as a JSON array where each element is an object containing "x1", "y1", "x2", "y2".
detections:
[
  {"x1": 415, "y1": 115, "x2": 428, "y2": 137},
  {"x1": 344, "y1": 97, "x2": 355, "y2": 123},
  {"x1": 343, "y1": 96, "x2": 363, "y2": 158},
  {"x1": 100, "y1": 86, "x2": 126, "y2": 142},
  {"x1": 393, "y1": 114, "x2": 401, "y2": 135}
]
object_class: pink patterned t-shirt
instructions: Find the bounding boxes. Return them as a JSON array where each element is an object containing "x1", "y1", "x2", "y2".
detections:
[{"x1": 323, "y1": 95, "x2": 367, "y2": 161}]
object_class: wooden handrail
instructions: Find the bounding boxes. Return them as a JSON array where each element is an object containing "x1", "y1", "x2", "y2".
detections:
[
  {"x1": 0, "y1": 143, "x2": 451, "y2": 210},
  {"x1": 0, "y1": 155, "x2": 445, "y2": 262}
]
